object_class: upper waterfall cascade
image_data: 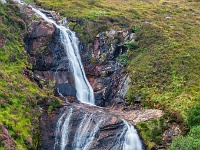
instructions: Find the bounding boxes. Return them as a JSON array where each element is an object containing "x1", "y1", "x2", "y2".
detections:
[
  {"x1": 8, "y1": 0, "x2": 143, "y2": 149},
  {"x1": 0, "y1": 0, "x2": 6, "y2": 3},
  {"x1": 30, "y1": 8, "x2": 95, "y2": 105}
]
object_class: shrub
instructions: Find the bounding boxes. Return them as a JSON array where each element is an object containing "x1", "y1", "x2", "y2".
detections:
[
  {"x1": 169, "y1": 126, "x2": 200, "y2": 150},
  {"x1": 137, "y1": 118, "x2": 168, "y2": 149},
  {"x1": 132, "y1": 24, "x2": 141, "y2": 32},
  {"x1": 47, "y1": 97, "x2": 61, "y2": 114},
  {"x1": 118, "y1": 53, "x2": 129, "y2": 66},
  {"x1": 187, "y1": 97, "x2": 200, "y2": 127},
  {"x1": 124, "y1": 40, "x2": 137, "y2": 50}
]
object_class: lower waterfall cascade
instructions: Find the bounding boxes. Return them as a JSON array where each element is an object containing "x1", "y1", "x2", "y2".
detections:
[{"x1": 5, "y1": 0, "x2": 143, "y2": 149}]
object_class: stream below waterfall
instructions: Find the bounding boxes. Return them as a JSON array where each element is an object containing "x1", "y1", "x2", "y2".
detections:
[{"x1": 6, "y1": 0, "x2": 144, "y2": 149}]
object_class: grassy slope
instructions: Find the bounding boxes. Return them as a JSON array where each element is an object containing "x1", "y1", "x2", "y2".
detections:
[
  {"x1": 35, "y1": 0, "x2": 200, "y2": 149},
  {"x1": 0, "y1": 3, "x2": 60, "y2": 149},
  {"x1": 34, "y1": 0, "x2": 200, "y2": 108},
  {"x1": 12, "y1": 0, "x2": 200, "y2": 149},
  {"x1": 35, "y1": 0, "x2": 200, "y2": 115}
]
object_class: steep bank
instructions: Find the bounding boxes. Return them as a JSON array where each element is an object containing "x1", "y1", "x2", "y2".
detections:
[
  {"x1": 23, "y1": 4, "x2": 163, "y2": 149},
  {"x1": 1, "y1": 0, "x2": 200, "y2": 149},
  {"x1": 0, "y1": 2, "x2": 60, "y2": 149},
  {"x1": 33, "y1": 0, "x2": 200, "y2": 149}
]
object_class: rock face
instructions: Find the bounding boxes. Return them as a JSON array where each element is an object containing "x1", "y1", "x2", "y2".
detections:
[
  {"x1": 25, "y1": 14, "x2": 134, "y2": 106},
  {"x1": 55, "y1": 105, "x2": 126, "y2": 150},
  {"x1": 81, "y1": 29, "x2": 135, "y2": 107},
  {"x1": 40, "y1": 103, "x2": 139, "y2": 150},
  {"x1": 39, "y1": 103, "x2": 162, "y2": 150},
  {"x1": 25, "y1": 19, "x2": 76, "y2": 98},
  {"x1": 24, "y1": 7, "x2": 163, "y2": 150}
]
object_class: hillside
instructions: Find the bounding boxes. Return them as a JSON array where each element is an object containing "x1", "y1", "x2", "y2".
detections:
[
  {"x1": 0, "y1": 0, "x2": 200, "y2": 149},
  {"x1": 0, "y1": 2, "x2": 60, "y2": 149},
  {"x1": 34, "y1": 0, "x2": 200, "y2": 149}
]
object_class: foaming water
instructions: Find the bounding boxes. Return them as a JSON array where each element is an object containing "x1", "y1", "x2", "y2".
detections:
[
  {"x1": 60, "y1": 108, "x2": 73, "y2": 150},
  {"x1": 123, "y1": 121, "x2": 143, "y2": 150},
  {"x1": 72, "y1": 113, "x2": 103, "y2": 150},
  {"x1": 53, "y1": 108, "x2": 103, "y2": 150}
]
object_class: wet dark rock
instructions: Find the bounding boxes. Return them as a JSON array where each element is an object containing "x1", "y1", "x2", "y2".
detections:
[
  {"x1": 80, "y1": 29, "x2": 135, "y2": 107},
  {"x1": 41, "y1": 104, "x2": 127, "y2": 150},
  {"x1": 26, "y1": 24, "x2": 133, "y2": 106},
  {"x1": 55, "y1": 83, "x2": 76, "y2": 96},
  {"x1": 30, "y1": 21, "x2": 55, "y2": 38},
  {"x1": 134, "y1": 96, "x2": 142, "y2": 103},
  {"x1": 25, "y1": 19, "x2": 75, "y2": 96},
  {"x1": 40, "y1": 102, "x2": 162, "y2": 150},
  {"x1": 40, "y1": 107, "x2": 63, "y2": 150}
]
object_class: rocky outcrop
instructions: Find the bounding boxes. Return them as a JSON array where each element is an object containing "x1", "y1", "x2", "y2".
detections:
[
  {"x1": 81, "y1": 29, "x2": 135, "y2": 107},
  {"x1": 162, "y1": 123, "x2": 182, "y2": 147},
  {"x1": 106, "y1": 108, "x2": 164, "y2": 125},
  {"x1": 23, "y1": 6, "x2": 163, "y2": 150},
  {"x1": 40, "y1": 101, "x2": 163, "y2": 149},
  {"x1": 25, "y1": 18, "x2": 76, "y2": 98},
  {"x1": 40, "y1": 103, "x2": 124, "y2": 150},
  {"x1": 25, "y1": 11, "x2": 135, "y2": 107}
]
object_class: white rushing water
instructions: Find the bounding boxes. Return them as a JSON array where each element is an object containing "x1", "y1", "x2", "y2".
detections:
[
  {"x1": 0, "y1": 0, "x2": 6, "y2": 4},
  {"x1": 54, "y1": 111, "x2": 68, "y2": 150},
  {"x1": 31, "y1": 7, "x2": 95, "y2": 104},
  {"x1": 54, "y1": 108, "x2": 104, "y2": 150},
  {"x1": 60, "y1": 108, "x2": 73, "y2": 150},
  {"x1": 11, "y1": 0, "x2": 143, "y2": 149},
  {"x1": 13, "y1": 0, "x2": 95, "y2": 105},
  {"x1": 72, "y1": 113, "x2": 103, "y2": 150},
  {"x1": 123, "y1": 121, "x2": 143, "y2": 150}
]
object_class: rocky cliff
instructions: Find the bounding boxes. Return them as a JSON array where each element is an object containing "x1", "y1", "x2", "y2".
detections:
[{"x1": 21, "y1": 5, "x2": 164, "y2": 149}]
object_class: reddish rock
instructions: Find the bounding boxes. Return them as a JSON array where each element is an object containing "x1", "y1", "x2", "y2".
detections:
[{"x1": 31, "y1": 21, "x2": 55, "y2": 38}]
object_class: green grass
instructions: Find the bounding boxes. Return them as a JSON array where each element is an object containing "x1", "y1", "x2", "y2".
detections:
[
  {"x1": 3, "y1": 0, "x2": 200, "y2": 149},
  {"x1": 0, "y1": 3, "x2": 60, "y2": 149},
  {"x1": 137, "y1": 117, "x2": 169, "y2": 149},
  {"x1": 169, "y1": 97, "x2": 200, "y2": 149},
  {"x1": 169, "y1": 125, "x2": 200, "y2": 150}
]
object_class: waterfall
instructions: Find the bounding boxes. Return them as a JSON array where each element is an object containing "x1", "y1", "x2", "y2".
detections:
[
  {"x1": 12, "y1": 0, "x2": 95, "y2": 105},
  {"x1": 31, "y1": 8, "x2": 95, "y2": 104},
  {"x1": 72, "y1": 113, "x2": 103, "y2": 150},
  {"x1": 123, "y1": 121, "x2": 143, "y2": 150},
  {"x1": 0, "y1": 0, "x2": 6, "y2": 4},
  {"x1": 54, "y1": 111, "x2": 68, "y2": 150},
  {"x1": 11, "y1": 0, "x2": 143, "y2": 149},
  {"x1": 60, "y1": 108, "x2": 73, "y2": 150},
  {"x1": 53, "y1": 108, "x2": 104, "y2": 150}
]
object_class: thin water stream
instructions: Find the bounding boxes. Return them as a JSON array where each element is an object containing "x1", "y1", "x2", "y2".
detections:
[{"x1": 6, "y1": 0, "x2": 143, "y2": 149}]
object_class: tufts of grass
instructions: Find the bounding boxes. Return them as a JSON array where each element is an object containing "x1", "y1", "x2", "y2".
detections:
[
  {"x1": 0, "y1": 3, "x2": 57, "y2": 149},
  {"x1": 137, "y1": 117, "x2": 169, "y2": 149}
]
